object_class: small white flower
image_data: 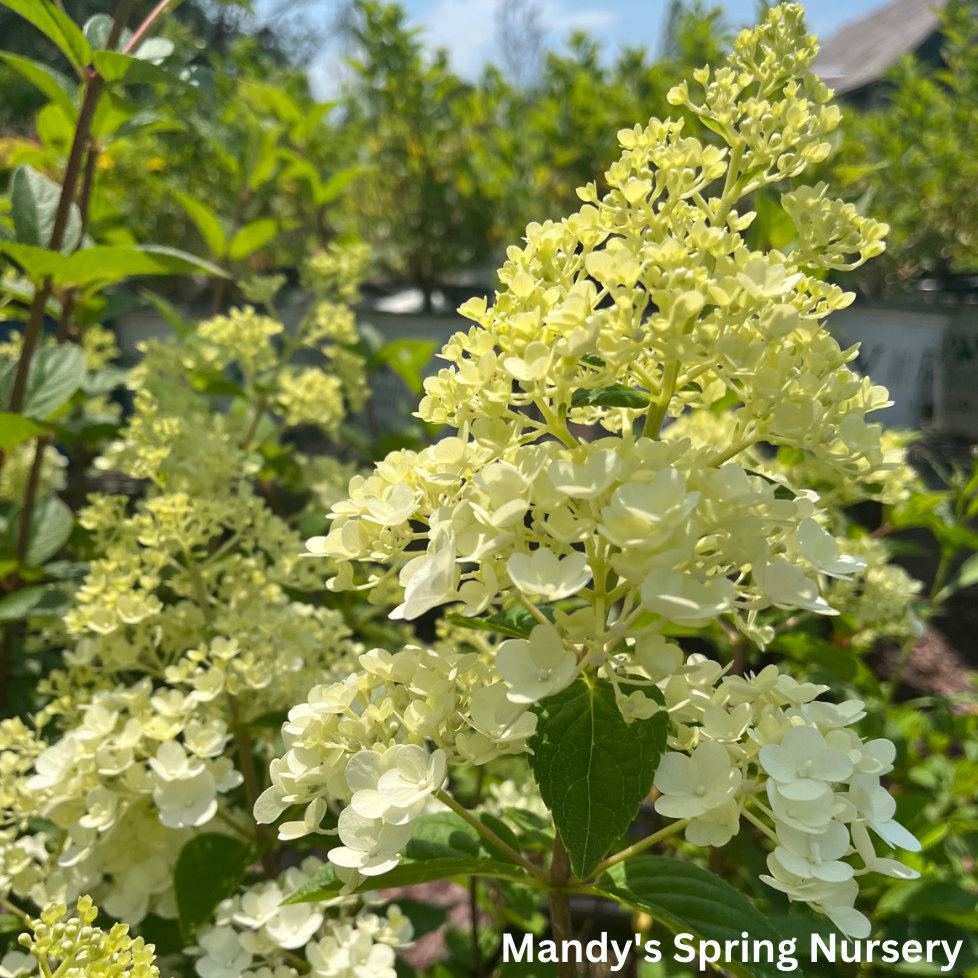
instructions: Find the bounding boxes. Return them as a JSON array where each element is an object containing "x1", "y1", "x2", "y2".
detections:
[
  {"x1": 798, "y1": 519, "x2": 867, "y2": 580},
  {"x1": 149, "y1": 740, "x2": 205, "y2": 781},
  {"x1": 194, "y1": 925, "x2": 252, "y2": 978},
  {"x1": 686, "y1": 799, "x2": 741, "y2": 847},
  {"x1": 362, "y1": 483, "x2": 421, "y2": 526},
  {"x1": 264, "y1": 902, "x2": 326, "y2": 950},
  {"x1": 0, "y1": 951, "x2": 36, "y2": 978},
  {"x1": 496, "y1": 623, "x2": 578, "y2": 704},
  {"x1": 328, "y1": 808, "x2": 413, "y2": 877},
  {"x1": 153, "y1": 768, "x2": 218, "y2": 829},
  {"x1": 771, "y1": 821, "x2": 854, "y2": 883},
  {"x1": 757, "y1": 560, "x2": 838, "y2": 615},
  {"x1": 377, "y1": 745, "x2": 447, "y2": 812},
  {"x1": 506, "y1": 549, "x2": 592, "y2": 602},
  {"x1": 850, "y1": 822, "x2": 921, "y2": 879},
  {"x1": 390, "y1": 536, "x2": 459, "y2": 620},
  {"x1": 848, "y1": 774, "x2": 921, "y2": 852},
  {"x1": 654, "y1": 741, "x2": 742, "y2": 819},
  {"x1": 759, "y1": 725, "x2": 853, "y2": 799},
  {"x1": 77, "y1": 786, "x2": 119, "y2": 831},
  {"x1": 640, "y1": 569, "x2": 736, "y2": 624},
  {"x1": 547, "y1": 451, "x2": 622, "y2": 499},
  {"x1": 616, "y1": 690, "x2": 661, "y2": 722}
]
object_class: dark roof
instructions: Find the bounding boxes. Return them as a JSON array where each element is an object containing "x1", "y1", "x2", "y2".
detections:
[{"x1": 814, "y1": 0, "x2": 949, "y2": 95}]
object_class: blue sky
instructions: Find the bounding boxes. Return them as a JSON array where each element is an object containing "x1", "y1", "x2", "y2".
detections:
[{"x1": 300, "y1": 0, "x2": 895, "y2": 95}]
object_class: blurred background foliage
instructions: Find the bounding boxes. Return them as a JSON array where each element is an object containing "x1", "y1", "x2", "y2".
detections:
[{"x1": 5, "y1": 0, "x2": 976, "y2": 303}]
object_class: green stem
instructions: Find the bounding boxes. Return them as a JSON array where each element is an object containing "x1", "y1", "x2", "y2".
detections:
[
  {"x1": 435, "y1": 790, "x2": 547, "y2": 881},
  {"x1": 705, "y1": 434, "x2": 758, "y2": 467},
  {"x1": 642, "y1": 361, "x2": 679, "y2": 439},
  {"x1": 0, "y1": 896, "x2": 29, "y2": 923},
  {"x1": 713, "y1": 142, "x2": 745, "y2": 227},
  {"x1": 228, "y1": 693, "x2": 278, "y2": 878},
  {"x1": 743, "y1": 806, "x2": 779, "y2": 844},
  {"x1": 883, "y1": 634, "x2": 918, "y2": 706},
  {"x1": 469, "y1": 877, "x2": 483, "y2": 977},
  {"x1": 929, "y1": 552, "x2": 951, "y2": 606},
  {"x1": 588, "y1": 818, "x2": 690, "y2": 878},
  {"x1": 515, "y1": 593, "x2": 553, "y2": 629}
]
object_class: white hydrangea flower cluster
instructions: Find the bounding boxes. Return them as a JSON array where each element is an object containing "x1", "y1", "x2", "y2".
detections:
[
  {"x1": 260, "y1": 3, "x2": 924, "y2": 944},
  {"x1": 189, "y1": 859, "x2": 412, "y2": 978},
  {"x1": 483, "y1": 778, "x2": 551, "y2": 823},
  {"x1": 255, "y1": 644, "x2": 533, "y2": 880},
  {"x1": 2, "y1": 896, "x2": 160, "y2": 978},
  {"x1": 650, "y1": 655, "x2": 920, "y2": 937},
  {"x1": 0, "y1": 249, "x2": 372, "y2": 933},
  {"x1": 2, "y1": 686, "x2": 240, "y2": 921},
  {"x1": 313, "y1": 5, "x2": 894, "y2": 661}
]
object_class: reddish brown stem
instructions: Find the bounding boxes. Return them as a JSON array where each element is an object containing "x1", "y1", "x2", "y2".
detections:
[
  {"x1": 122, "y1": 0, "x2": 177, "y2": 54},
  {"x1": 7, "y1": 0, "x2": 134, "y2": 413},
  {"x1": 15, "y1": 435, "x2": 50, "y2": 564},
  {"x1": 548, "y1": 834, "x2": 576, "y2": 978},
  {"x1": 228, "y1": 694, "x2": 277, "y2": 878}
]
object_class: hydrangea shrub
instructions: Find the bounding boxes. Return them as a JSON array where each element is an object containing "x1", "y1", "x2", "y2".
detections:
[{"x1": 266, "y1": 1, "x2": 920, "y2": 948}]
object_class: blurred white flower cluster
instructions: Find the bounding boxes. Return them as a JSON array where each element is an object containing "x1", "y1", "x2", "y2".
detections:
[
  {"x1": 189, "y1": 859, "x2": 412, "y2": 978},
  {"x1": 0, "y1": 250, "x2": 372, "y2": 958}
]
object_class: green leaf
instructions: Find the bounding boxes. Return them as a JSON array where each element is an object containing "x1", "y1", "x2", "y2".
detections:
[
  {"x1": 11, "y1": 165, "x2": 81, "y2": 251},
  {"x1": 23, "y1": 495, "x2": 74, "y2": 566},
  {"x1": 82, "y1": 13, "x2": 112, "y2": 49},
  {"x1": 172, "y1": 192, "x2": 226, "y2": 258},
  {"x1": 132, "y1": 37, "x2": 174, "y2": 63},
  {"x1": 375, "y1": 339, "x2": 437, "y2": 394},
  {"x1": 0, "y1": 585, "x2": 68, "y2": 621},
  {"x1": 504, "y1": 807, "x2": 555, "y2": 850},
  {"x1": 403, "y1": 811, "x2": 506, "y2": 861},
  {"x1": 876, "y1": 879, "x2": 978, "y2": 922},
  {"x1": 393, "y1": 899, "x2": 447, "y2": 939},
  {"x1": 228, "y1": 219, "x2": 279, "y2": 261},
  {"x1": 952, "y1": 552, "x2": 978, "y2": 592},
  {"x1": 0, "y1": 243, "x2": 229, "y2": 288},
  {"x1": 2, "y1": 0, "x2": 93, "y2": 72},
  {"x1": 138, "y1": 287, "x2": 193, "y2": 338},
  {"x1": 281, "y1": 861, "x2": 340, "y2": 903},
  {"x1": 0, "y1": 53, "x2": 77, "y2": 118},
  {"x1": 314, "y1": 166, "x2": 361, "y2": 205},
  {"x1": 36, "y1": 102, "x2": 75, "y2": 155},
  {"x1": 570, "y1": 383, "x2": 651, "y2": 409},
  {"x1": 528, "y1": 676, "x2": 668, "y2": 879},
  {"x1": 190, "y1": 371, "x2": 246, "y2": 398},
  {"x1": 0, "y1": 344, "x2": 86, "y2": 420},
  {"x1": 446, "y1": 603, "x2": 556, "y2": 640},
  {"x1": 245, "y1": 709, "x2": 288, "y2": 730},
  {"x1": 43, "y1": 559, "x2": 89, "y2": 580},
  {"x1": 93, "y1": 50, "x2": 184, "y2": 87},
  {"x1": 594, "y1": 856, "x2": 801, "y2": 978},
  {"x1": 174, "y1": 834, "x2": 256, "y2": 940},
  {"x1": 0, "y1": 413, "x2": 47, "y2": 451},
  {"x1": 369, "y1": 858, "x2": 528, "y2": 892},
  {"x1": 81, "y1": 366, "x2": 128, "y2": 395},
  {"x1": 0, "y1": 276, "x2": 63, "y2": 317},
  {"x1": 0, "y1": 913, "x2": 22, "y2": 934}
]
